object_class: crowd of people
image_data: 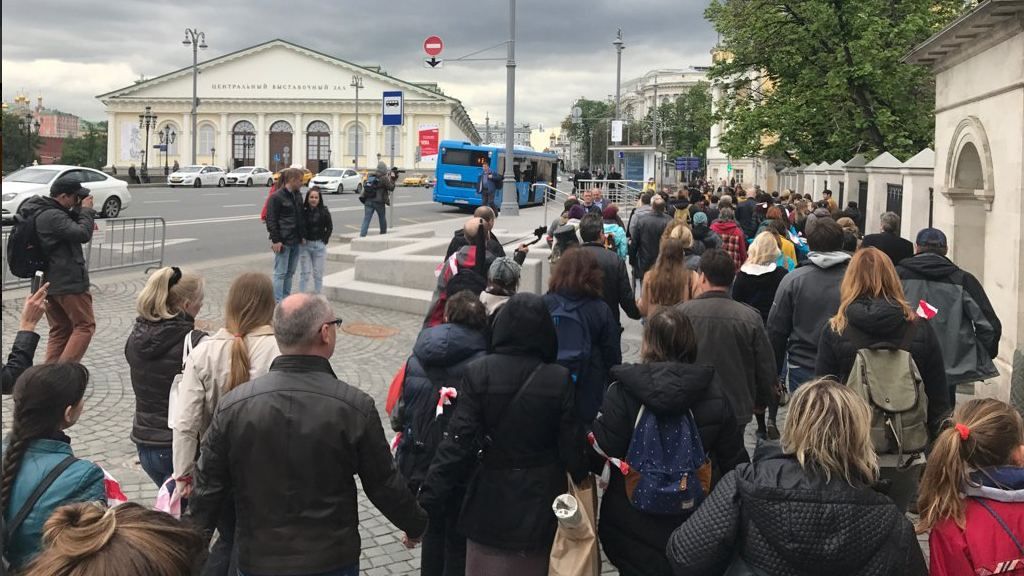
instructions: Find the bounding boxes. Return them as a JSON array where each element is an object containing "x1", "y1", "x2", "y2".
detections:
[{"x1": 1, "y1": 174, "x2": 1021, "y2": 576}]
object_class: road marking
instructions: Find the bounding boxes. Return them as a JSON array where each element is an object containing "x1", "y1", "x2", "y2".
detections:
[
  {"x1": 164, "y1": 201, "x2": 439, "y2": 227},
  {"x1": 202, "y1": 193, "x2": 229, "y2": 197},
  {"x1": 401, "y1": 218, "x2": 420, "y2": 224},
  {"x1": 223, "y1": 204, "x2": 256, "y2": 208},
  {"x1": 345, "y1": 224, "x2": 359, "y2": 230},
  {"x1": 143, "y1": 200, "x2": 178, "y2": 204}
]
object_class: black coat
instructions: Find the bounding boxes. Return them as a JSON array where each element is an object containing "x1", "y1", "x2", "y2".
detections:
[
  {"x1": 667, "y1": 443, "x2": 927, "y2": 576},
  {"x1": 592, "y1": 362, "x2": 748, "y2": 576},
  {"x1": 124, "y1": 313, "x2": 197, "y2": 446},
  {"x1": 580, "y1": 242, "x2": 641, "y2": 325},
  {"x1": 418, "y1": 294, "x2": 588, "y2": 552},
  {"x1": 735, "y1": 198, "x2": 757, "y2": 238},
  {"x1": 189, "y1": 355, "x2": 427, "y2": 574},
  {"x1": 732, "y1": 265, "x2": 789, "y2": 324},
  {"x1": 302, "y1": 204, "x2": 333, "y2": 244},
  {"x1": 444, "y1": 229, "x2": 505, "y2": 261},
  {"x1": 2, "y1": 331, "x2": 40, "y2": 395},
  {"x1": 815, "y1": 297, "x2": 949, "y2": 441},
  {"x1": 634, "y1": 211, "x2": 673, "y2": 277},
  {"x1": 265, "y1": 187, "x2": 305, "y2": 245},
  {"x1": 861, "y1": 232, "x2": 914, "y2": 266},
  {"x1": 20, "y1": 196, "x2": 94, "y2": 296}
]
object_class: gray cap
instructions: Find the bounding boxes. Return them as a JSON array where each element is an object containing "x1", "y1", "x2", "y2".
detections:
[{"x1": 488, "y1": 257, "x2": 521, "y2": 285}]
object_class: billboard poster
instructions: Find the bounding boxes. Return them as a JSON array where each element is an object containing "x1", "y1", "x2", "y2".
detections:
[
  {"x1": 120, "y1": 122, "x2": 142, "y2": 162},
  {"x1": 418, "y1": 123, "x2": 439, "y2": 163}
]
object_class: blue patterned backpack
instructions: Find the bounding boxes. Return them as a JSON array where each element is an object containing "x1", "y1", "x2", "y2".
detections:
[{"x1": 624, "y1": 406, "x2": 712, "y2": 515}]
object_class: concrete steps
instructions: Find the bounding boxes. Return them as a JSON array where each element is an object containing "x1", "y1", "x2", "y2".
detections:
[{"x1": 323, "y1": 269, "x2": 434, "y2": 316}]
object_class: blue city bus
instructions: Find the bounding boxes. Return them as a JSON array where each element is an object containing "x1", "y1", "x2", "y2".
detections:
[{"x1": 433, "y1": 140, "x2": 558, "y2": 209}]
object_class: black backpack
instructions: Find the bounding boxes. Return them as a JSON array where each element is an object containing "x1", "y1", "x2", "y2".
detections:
[{"x1": 6, "y1": 207, "x2": 53, "y2": 278}]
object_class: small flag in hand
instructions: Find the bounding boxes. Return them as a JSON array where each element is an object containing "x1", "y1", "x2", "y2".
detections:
[{"x1": 916, "y1": 299, "x2": 938, "y2": 320}]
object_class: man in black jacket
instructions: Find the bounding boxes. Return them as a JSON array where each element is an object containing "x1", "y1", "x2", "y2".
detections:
[
  {"x1": 445, "y1": 206, "x2": 506, "y2": 260},
  {"x1": 1, "y1": 283, "x2": 48, "y2": 394},
  {"x1": 579, "y1": 213, "x2": 640, "y2": 326},
  {"x1": 19, "y1": 177, "x2": 96, "y2": 363},
  {"x1": 633, "y1": 196, "x2": 673, "y2": 286},
  {"x1": 861, "y1": 211, "x2": 914, "y2": 266},
  {"x1": 679, "y1": 249, "x2": 777, "y2": 440},
  {"x1": 265, "y1": 168, "x2": 306, "y2": 302},
  {"x1": 735, "y1": 189, "x2": 757, "y2": 238},
  {"x1": 189, "y1": 293, "x2": 427, "y2": 576}
]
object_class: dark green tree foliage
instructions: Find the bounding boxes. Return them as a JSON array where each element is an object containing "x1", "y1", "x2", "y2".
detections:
[
  {"x1": 2, "y1": 111, "x2": 40, "y2": 173},
  {"x1": 705, "y1": 0, "x2": 963, "y2": 164},
  {"x1": 60, "y1": 126, "x2": 107, "y2": 169},
  {"x1": 658, "y1": 82, "x2": 714, "y2": 161},
  {"x1": 561, "y1": 99, "x2": 614, "y2": 168}
]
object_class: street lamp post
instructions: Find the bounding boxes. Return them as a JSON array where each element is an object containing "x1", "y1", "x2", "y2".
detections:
[
  {"x1": 500, "y1": 0, "x2": 520, "y2": 216},
  {"x1": 350, "y1": 75, "x2": 363, "y2": 170},
  {"x1": 159, "y1": 126, "x2": 176, "y2": 175},
  {"x1": 138, "y1": 106, "x2": 158, "y2": 183},
  {"x1": 613, "y1": 30, "x2": 624, "y2": 172},
  {"x1": 211, "y1": 147, "x2": 216, "y2": 167},
  {"x1": 183, "y1": 28, "x2": 208, "y2": 165},
  {"x1": 21, "y1": 114, "x2": 39, "y2": 163}
]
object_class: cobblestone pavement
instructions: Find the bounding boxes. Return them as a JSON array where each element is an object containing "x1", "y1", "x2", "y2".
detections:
[{"x1": 0, "y1": 254, "x2": 925, "y2": 574}]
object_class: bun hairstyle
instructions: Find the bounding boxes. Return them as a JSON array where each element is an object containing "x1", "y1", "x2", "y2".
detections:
[
  {"x1": 26, "y1": 502, "x2": 204, "y2": 576},
  {"x1": 223, "y1": 273, "x2": 275, "y2": 392},
  {"x1": 916, "y1": 399, "x2": 1024, "y2": 533},
  {"x1": 1, "y1": 364, "x2": 89, "y2": 514},
  {"x1": 136, "y1": 266, "x2": 204, "y2": 322}
]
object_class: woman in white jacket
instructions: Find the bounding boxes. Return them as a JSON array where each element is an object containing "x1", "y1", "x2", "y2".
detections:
[{"x1": 170, "y1": 272, "x2": 279, "y2": 574}]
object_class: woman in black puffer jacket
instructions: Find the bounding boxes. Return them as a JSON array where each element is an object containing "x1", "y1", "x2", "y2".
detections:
[
  {"x1": 667, "y1": 378, "x2": 927, "y2": 576},
  {"x1": 124, "y1": 266, "x2": 204, "y2": 487},
  {"x1": 298, "y1": 187, "x2": 333, "y2": 294},
  {"x1": 592, "y1": 306, "x2": 747, "y2": 576}
]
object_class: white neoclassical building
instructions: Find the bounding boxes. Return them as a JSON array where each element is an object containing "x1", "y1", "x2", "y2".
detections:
[{"x1": 99, "y1": 39, "x2": 479, "y2": 174}]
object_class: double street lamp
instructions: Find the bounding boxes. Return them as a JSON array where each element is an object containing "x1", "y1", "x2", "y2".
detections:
[
  {"x1": 240, "y1": 133, "x2": 255, "y2": 167},
  {"x1": 20, "y1": 114, "x2": 40, "y2": 163},
  {"x1": 139, "y1": 106, "x2": 158, "y2": 182},
  {"x1": 183, "y1": 28, "x2": 208, "y2": 165},
  {"x1": 350, "y1": 75, "x2": 363, "y2": 170},
  {"x1": 159, "y1": 125, "x2": 176, "y2": 175}
]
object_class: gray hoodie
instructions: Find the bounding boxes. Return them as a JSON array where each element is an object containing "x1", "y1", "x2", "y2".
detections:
[{"x1": 766, "y1": 251, "x2": 851, "y2": 371}]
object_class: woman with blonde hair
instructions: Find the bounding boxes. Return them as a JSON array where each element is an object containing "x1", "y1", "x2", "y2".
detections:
[
  {"x1": 917, "y1": 399, "x2": 1024, "y2": 575},
  {"x1": 170, "y1": 272, "x2": 279, "y2": 575},
  {"x1": 733, "y1": 231, "x2": 789, "y2": 324},
  {"x1": 668, "y1": 378, "x2": 927, "y2": 575},
  {"x1": 662, "y1": 220, "x2": 702, "y2": 269},
  {"x1": 25, "y1": 502, "x2": 205, "y2": 576},
  {"x1": 125, "y1": 266, "x2": 205, "y2": 487},
  {"x1": 816, "y1": 247, "x2": 949, "y2": 511},
  {"x1": 637, "y1": 238, "x2": 697, "y2": 317}
]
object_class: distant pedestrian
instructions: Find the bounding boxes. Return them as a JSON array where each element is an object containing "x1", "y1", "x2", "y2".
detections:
[
  {"x1": 1, "y1": 364, "x2": 106, "y2": 571},
  {"x1": 601, "y1": 204, "x2": 628, "y2": 261},
  {"x1": 19, "y1": 177, "x2": 97, "y2": 363},
  {"x1": 1, "y1": 283, "x2": 48, "y2": 394},
  {"x1": 129, "y1": 164, "x2": 139, "y2": 184},
  {"x1": 861, "y1": 212, "x2": 914, "y2": 266},
  {"x1": 359, "y1": 164, "x2": 391, "y2": 237},
  {"x1": 634, "y1": 196, "x2": 673, "y2": 287},
  {"x1": 188, "y1": 294, "x2": 427, "y2": 576},
  {"x1": 265, "y1": 168, "x2": 306, "y2": 301},
  {"x1": 477, "y1": 163, "x2": 501, "y2": 212},
  {"x1": 173, "y1": 160, "x2": 180, "y2": 173},
  {"x1": 299, "y1": 187, "x2": 333, "y2": 294},
  {"x1": 691, "y1": 211, "x2": 722, "y2": 253},
  {"x1": 125, "y1": 266, "x2": 205, "y2": 488}
]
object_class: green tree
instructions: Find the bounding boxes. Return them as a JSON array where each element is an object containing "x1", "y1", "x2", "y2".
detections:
[
  {"x1": 60, "y1": 126, "x2": 107, "y2": 169},
  {"x1": 560, "y1": 99, "x2": 614, "y2": 169},
  {"x1": 705, "y1": 0, "x2": 963, "y2": 164},
  {"x1": 659, "y1": 82, "x2": 713, "y2": 161},
  {"x1": 2, "y1": 111, "x2": 40, "y2": 173}
]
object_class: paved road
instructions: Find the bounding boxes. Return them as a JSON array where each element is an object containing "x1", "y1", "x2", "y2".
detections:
[{"x1": 122, "y1": 185, "x2": 466, "y2": 264}]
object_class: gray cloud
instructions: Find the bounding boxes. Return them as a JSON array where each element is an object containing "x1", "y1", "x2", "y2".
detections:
[{"x1": 2, "y1": 0, "x2": 716, "y2": 133}]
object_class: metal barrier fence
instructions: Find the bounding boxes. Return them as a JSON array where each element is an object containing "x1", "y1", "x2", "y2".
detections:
[
  {"x1": 575, "y1": 179, "x2": 644, "y2": 207},
  {"x1": 2, "y1": 217, "x2": 166, "y2": 290}
]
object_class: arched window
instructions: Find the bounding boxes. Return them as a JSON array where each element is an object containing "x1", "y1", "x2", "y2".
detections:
[
  {"x1": 307, "y1": 120, "x2": 329, "y2": 134},
  {"x1": 270, "y1": 120, "x2": 293, "y2": 133},
  {"x1": 347, "y1": 124, "x2": 365, "y2": 158},
  {"x1": 198, "y1": 124, "x2": 216, "y2": 157},
  {"x1": 383, "y1": 127, "x2": 401, "y2": 156},
  {"x1": 232, "y1": 120, "x2": 256, "y2": 166},
  {"x1": 157, "y1": 122, "x2": 179, "y2": 156},
  {"x1": 306, "y1": 121, "x2": 331, "y2": 170}
]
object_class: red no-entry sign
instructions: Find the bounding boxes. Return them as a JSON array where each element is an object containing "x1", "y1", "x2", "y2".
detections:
[{"x1": 423, "y1": 36, "x2": 444, "y2": 57}]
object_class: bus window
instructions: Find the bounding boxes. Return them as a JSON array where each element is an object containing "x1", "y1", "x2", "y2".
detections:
[{"x1": 442, "y1": 148, "x2": 491, "y2": 167}]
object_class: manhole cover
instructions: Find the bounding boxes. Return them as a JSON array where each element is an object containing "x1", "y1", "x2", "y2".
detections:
[{"x1": 342, "y1": 322, "x2": 400, "y2": 339}]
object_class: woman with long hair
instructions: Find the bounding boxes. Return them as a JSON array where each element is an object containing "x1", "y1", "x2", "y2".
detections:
[
  {"x1": 733, "y1": 231, "x2": 789, "y2": 324},
  {"x1": 815, "y1": 247, "x2": 949, "y2": 511},
  {"x1": 668, "y1": 378, "x2": 927, "y2": 575},
  {"x1": 125, "y1": 266, "x2": 205, "y2": 488},
  {"x1": 662, "y1": 220, "x2": 702, "y2": 268},
  {"x1": 917, "y1": 399, "x2": 1024, "y2": 575},
  {"x1": 26, "y1": 502, "x2": 205, "y2": 576},
  {"x1": 2, "y1": 364, "x2": 105, "y2": 570},
  {"x1": 170, "y1": 272, "x2": 279, "y2": 575},
  {"x1": 299, "y1": 187, "x2": 333, "y2": 294},
  {"x1": 592, "y1": 307, "x2": 746, "y2": 576},
  {"x1": 637, "y1": 238, "x2": 696, "y2": 317},
  {"x1": 544, "y1": 247, "x2": 621, "y2": 426}
]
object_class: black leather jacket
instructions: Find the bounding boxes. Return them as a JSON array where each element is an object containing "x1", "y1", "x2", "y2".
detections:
[
  {"x1": 265, "y1": 187, "x2": 305, "y2": 245},
  {"x1": 302, "y1": 204, "x2": 333, "y2": 244},
  {"x1": 188, "y1": 355, "x2": 427, "y2": 574}
]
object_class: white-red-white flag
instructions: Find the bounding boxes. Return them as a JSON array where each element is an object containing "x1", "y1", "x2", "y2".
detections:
[
  {"x1": 916, "y1": 299, "x2": 938, "y2": 320},
  {"x1": 103, "y1": 469, "x2": 128, "y2": 506}
]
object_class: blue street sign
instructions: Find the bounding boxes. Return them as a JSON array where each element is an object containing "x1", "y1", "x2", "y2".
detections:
[
  {"x1": 154, "y1": 144, "x2": 167, "y2": 151},
  {"x1": 617, "y1": 151, "x2": 624, "y2": 159},
  {"x1": 273, "y1": 153, "x2": 281, "y2": 162},
  {"x1": 675, "y1": 156, "x2": 701, "y2": 171},
  {"x1": 382, "y1": 91, "x2": 404, "y2": 126}
]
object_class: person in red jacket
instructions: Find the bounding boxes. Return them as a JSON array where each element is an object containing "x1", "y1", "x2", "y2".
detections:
[
  {"x1": 917, "y1": 398, "x2": 1024, "y2": 575},
  {"x1": 710, "y1": 206, "x2": 747, "y2": 272}
]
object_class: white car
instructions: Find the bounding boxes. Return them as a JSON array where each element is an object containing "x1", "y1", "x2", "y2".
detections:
[
  {"x1": 2, "y1": 165, "x2": 132, "y2": 223},
  {"x1": 167, "y1": 165, "x2": 226, "y2": 188},
  {"x1": 309, "y1": 168, "x2": 363, "y2": 195},
  {"x1": 225, "y1": 166, "x2": 273, "y2": 187}
]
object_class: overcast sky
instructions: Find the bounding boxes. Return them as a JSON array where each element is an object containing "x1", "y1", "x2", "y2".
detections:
[{"x1": 1, "y1": 0, "x2": 716, "y2": 147}]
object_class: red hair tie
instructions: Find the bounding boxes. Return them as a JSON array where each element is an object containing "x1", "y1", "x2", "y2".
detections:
[
  {"x1": 955, "y1": 423, "x2": 970, "y2": 440},
  {"x1": 233, "y1": 333, "x2": 244, "y2": 339}
]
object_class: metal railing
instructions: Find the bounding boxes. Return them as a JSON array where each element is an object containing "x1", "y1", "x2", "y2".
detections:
[
  {"x1": 575, "y1": 179, "x2": 645, "y2": 206},
  {"x1": 2, "y1": 217, "x2": 166, "y2": 290}
]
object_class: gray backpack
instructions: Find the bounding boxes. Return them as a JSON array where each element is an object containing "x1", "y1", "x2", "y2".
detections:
[{"x1": 845, "y1": 324, "x2": 928, "y2": 465}]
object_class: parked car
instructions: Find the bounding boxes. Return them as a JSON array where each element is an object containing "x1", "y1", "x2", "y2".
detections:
[
  {"x1": 2, "y1": 165, "x2": 132, "y2": 223},
  {"x1": 271, "y1": 168, "x2": 313, "y2": 185},
  {"x1": 310, "y1": 168, "x2": 363, "y2": 195},
  {"x1": 401, "y1": 175, "x2": 431, "y2": 187},
  {"x1": 225, "y1": 166, "x2": 273, "y2": 187},
  {"x1": 167, "y1": 165, "x2": 227, "y2": 188}
]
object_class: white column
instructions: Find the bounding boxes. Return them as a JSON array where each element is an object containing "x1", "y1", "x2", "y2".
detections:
[
  {"x1": 443, "y1": 115, "x2": 451, "y2": 141},
  {"x1": 106, "y1": 111, "x2": 117, "y2": 169},
  {"x1": 405, "y1": 112, "x2": 416, "y2": 168},
  {"x1": 368, "y1": 114, "x2": 379, "y2": 164},
  {"x1": 293, "y1": 113, "x2": 305, "y2": 169},
  {"x1": 331, "y1": 113, "x2": 341, "y2": 168},
  {"x1": 219, "y1": 113, "x2": 230, "y2": 169},
  {"x1": 256, "y1": 113, "x2": 267, "y2": 168},
  {"x1": 180, "y1": 114, "x2": 192, "y2": 165}
]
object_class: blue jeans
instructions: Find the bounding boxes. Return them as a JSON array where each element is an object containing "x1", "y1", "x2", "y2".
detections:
[
  {"x1": 273, "y1": 243, "x2": 302, "y2": 302},
  {"x1": 360, "y1": 202, "x2": 387, "y2": 237},
  {"x1": 239, "y1": 564, "x2": 358, "y2": 576},
  {"x1": 786, "y1": 363, "x2": 816, "y2": 393},
  {"x1": 137, "y1": 445, "x2": 173, "y2": 487},
  {"x1": 299, "y1": 240, "x2": 326, "y2": 294}
]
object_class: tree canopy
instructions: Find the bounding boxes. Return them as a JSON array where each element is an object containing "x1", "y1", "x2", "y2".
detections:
[
  {"x1": 705, "y1": 0, "x2": 964, "y2": 164},
  {"x1": 2, "y1": 111, "x2": 40, "y2": 173},
  {"x1": 60, "y1": 126, "x2": 107, "y2": 169}
]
